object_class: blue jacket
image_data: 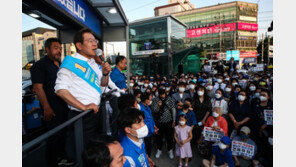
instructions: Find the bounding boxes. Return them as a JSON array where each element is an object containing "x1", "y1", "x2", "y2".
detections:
[
  {"x1": 212, "y1": 145, "x2": 234, "y2": 167},
  {"x1": 139, "y1": 102, "x2": 155, "y2": 137},
  {"x1": 110, "y1": 67, "x2": 127, "y2": 89},
  {"x1": 121, "y1": 135, "x2": 150, "y2": 167}
]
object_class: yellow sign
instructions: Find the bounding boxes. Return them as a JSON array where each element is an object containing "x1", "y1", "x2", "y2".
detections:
[{"x1": 75, "y1": 63, "x2": 86, "y2": 73}]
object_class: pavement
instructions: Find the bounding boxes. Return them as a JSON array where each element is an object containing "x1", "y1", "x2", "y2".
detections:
[{"x1": 149, "y1": 137, "x2": 204, "y2": 167}]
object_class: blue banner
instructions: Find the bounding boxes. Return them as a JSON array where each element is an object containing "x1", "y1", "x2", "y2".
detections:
[
  {"x1": 243, "y1": 57, "x2": 257, "y2": 64},
  {"x1": 51, "y1": 0, "x2": 101, "y2": 37},
  {"x1": 226, "y1": 50, "x2": 240, "y2": 61}
]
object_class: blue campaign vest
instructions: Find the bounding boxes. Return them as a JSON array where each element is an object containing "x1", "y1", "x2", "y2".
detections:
[
  {"x1": 121, "y1": 135, "x2": 149, "y2": 167},
  {"x1": 60, "y1": 55, "x2": 101, "y2": 94}
]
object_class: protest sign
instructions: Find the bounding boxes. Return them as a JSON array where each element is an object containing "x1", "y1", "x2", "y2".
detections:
[
  {"x1": 231, "y1": 140, "x2": 255, "y2": 159},
  {"x1": 203, "y1": 127, "x2": 225, "y2": 142},
  {"x1": 264, "y1": 109, "x2": 273, "y2": 125}
]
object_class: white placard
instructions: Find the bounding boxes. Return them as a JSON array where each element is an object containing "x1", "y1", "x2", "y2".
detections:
[
  {"x1": 264, "y1": 109, "x2": 273, "y2": 125},
  {"x1": 203, "y1": 127, "x2": 225, "y2": 142},
  {"x1": 231, "y1": 140, "x2": 255, "y2": 159}
]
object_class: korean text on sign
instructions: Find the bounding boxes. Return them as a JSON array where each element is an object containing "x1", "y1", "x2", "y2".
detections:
[
  {"x1": 203, "y1": 127, "x2": 225, "y2": 142},
  {"x1": 264, "y1": 110, "x2": 273, "y2": 125},
  {"x1": 231, "y1": 141, "x2": 255, "y2": 159}
]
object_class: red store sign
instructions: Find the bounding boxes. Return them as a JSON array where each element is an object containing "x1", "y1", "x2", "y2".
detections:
[
  {"x1": 240, "y1": 51, "x2": 257, "y2": 58},
  {"x1": 237, "y1": 22, "x2": 258, "y2": 31}
]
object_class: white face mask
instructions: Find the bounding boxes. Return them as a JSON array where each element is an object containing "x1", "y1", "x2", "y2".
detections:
[
  {"x1": 215, "y1": 93, "x2": 221, "y2": 99},
  {"x1": 179, "y1": 87, "x2": 185, "y2": 93},
  {"x1": 238, "y1": 95, "x2": 245, "y2": 101},
  {"x1": 131, "y1": 125, "x2": 149, "y2": 139},
  {"x1": 254, "y1": 92, "x2": 260, "y2": 98},
  {"x1": 153, "y1": 83, "x2": 157, "y2": 86},
  {"x1": 249, "y1": 86, "x2": 256, "y2": 91},
  {"x1": 232, "y1": 83, "x2": 238, "y2": 86},
  {"x1": 144, "y1": 84, "x2": 148, "y2": 87},
  {"x1": 207, "y1": 85, "x2": 213, "y2": 90},
  {"x1": 225, "y1": 87, "x2": 231, "y2": 92},
  {"x1": 197, "y1": 91, "x2": 204, "y2": 96},
  {"x1": 260, "y1": 96, "x2": 267, "y2": 102},
  {"x1": 138, "y1": 82, "x2": 143, "y2": 86},
  {"x1": 189, "y1": 84, "x2": 195, "y2": 90},
  {"x1": 217, "y1": 79, "x2": 222, "y2": 83},
  {"x1": 155, "y1": 92, "x2": 159, "y2": 97},
  {"x1": 268, "y1": 137, "x2": 273, "y2": 146},
  {"x1": 212, "y1": 112, "x2": 220, "y2": 117},
  {"x1": 129, "y1": 83, "x2": 134, "y2": 87},
  {"x1": 148, "y1": 100, "x2": 152, "y2": 105},
  {"x1": 218, "y1": 142, "x2": 227, "y2": 150},
  {"x1": 225, "y1": 78, "x2": 230, "y2": 81},
  {"x1": 166, "y1": 87, "x2": 170, "y2": 91},
  {"x1": 179, "y1": 121, "x2": 186, "y2": 126}
]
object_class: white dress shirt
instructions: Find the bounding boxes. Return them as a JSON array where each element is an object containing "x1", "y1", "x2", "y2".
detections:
[{"x1": 55, "y1": 53, "x2": 103, "y2": 111}]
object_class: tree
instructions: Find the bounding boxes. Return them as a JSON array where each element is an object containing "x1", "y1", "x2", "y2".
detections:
[{"x1": 257, "y1": 36, "x2": 273, "y2": 64}]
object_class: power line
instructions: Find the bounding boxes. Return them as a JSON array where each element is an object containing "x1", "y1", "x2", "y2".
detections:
[{"x1": 126, "y1": 0, "x2": 165, "y2": 13}]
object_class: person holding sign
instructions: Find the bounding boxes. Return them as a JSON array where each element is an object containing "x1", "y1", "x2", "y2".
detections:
[
  {"x1": 204, "y1": 107, "x2": 228, "y2": 136},
  {"x1": 210, "y1": 136, "x2": 235, "y2": 167},
  {"x1": 232, "y1": 126, "x2": 258, "y2": 167},
  {"x1": 174, "y1": 113, "x2": 193, "y2": 167}
]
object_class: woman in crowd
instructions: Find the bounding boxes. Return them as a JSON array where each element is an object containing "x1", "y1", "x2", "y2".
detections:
[{"x1": 211, "y1": 89, "x2": 228, "y2": 117}]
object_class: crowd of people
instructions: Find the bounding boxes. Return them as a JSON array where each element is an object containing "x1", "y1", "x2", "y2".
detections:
[{"x1": 22, "y1": 28, "x2": 273, "y2": 167}]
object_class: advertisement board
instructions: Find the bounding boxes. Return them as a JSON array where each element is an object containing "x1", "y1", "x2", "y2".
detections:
[
  {"x1": 238, "y1": 31, "x2": 257, "y2": 36},
  {"x1": 237, "y1": 23, "x2": 258, "y2": 31},
  {"x1": 133, "y1": 49, "x2": 164, "y2": 55},
  {"x1": 226, "y1": 50, "x2": 240, "y2": 61},
  {"x1": 239, "y1": 16, "x2": 257, "y2": 22},
  {"x1": 51, "y1": 0, "x2": 102, "y2": 37},
  {"x1": 187, "y1": 23, "x2": 236, "y2": 38}
]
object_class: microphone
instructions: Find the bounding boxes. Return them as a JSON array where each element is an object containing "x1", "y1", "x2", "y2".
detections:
[{"x1": 95, "y1": 49, "x2": 105, "y2": 63}]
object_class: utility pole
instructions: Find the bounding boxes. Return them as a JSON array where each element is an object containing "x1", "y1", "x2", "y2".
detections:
[
  {"x1": 219, "y1": 13, "x2": 222, "y2": 53},
  {"x1": 261, "y1": 33, "x2": 264, "y2": 63}
]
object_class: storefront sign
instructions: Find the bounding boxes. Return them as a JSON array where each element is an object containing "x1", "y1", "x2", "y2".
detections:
[
  {"x1": 144, "y1": 42, "x2": 151, "y2": 50},
  {"x1": 51, "y1": 0, "x2": 101, "y2": 36},
  {"x1": 243, "y1": 57, "x2": 257, "y2": 64},
  {"x1": 238, "y1": 31, "x2": 257, "y2": 37},
  {"x1": 187, "y1": 23, "x2": 236, "y2": 38},
  {"x1": 269, "y1": 45, "x2": 273, "y2": 58},
  {"x1": 203, "y1": 127, "x2": 225, "y2": 142},
  {"x1": 231, "y1": 140, "x2": 255, "y2": 159},
  {"x1": 264, "y1": 110, "x2": 273, "y2": 125},
  {"x1": 240, "y1": 51, "x2": 257, "y2": 58},
  {"x1": 237, "y1": 23, "x2": 258, "y2": 31},
  {"x1": 227, "y1": 50, "x2": 240, "y2": 61},
  {"x1": 239, "y1": 16, "x2": 257, "y2": 22},
  {"x1": 133, "y1": 49, "x2": 164, "y2": 55},
  {"x1": 238, "y1": 36, "x2": 257, "y2": 40}
]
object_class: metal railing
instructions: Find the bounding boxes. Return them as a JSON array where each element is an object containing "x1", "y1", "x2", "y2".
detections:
[{"x1": 22, "y1": 109, "x2": 90, "y2": 166}]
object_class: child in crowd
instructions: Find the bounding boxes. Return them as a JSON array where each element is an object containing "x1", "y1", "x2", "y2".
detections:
[{"x1": 174, "y1": 113, "x2": 193, "y2": 167}]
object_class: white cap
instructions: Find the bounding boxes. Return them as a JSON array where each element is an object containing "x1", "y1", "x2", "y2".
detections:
[{"x1": 240, "y1": 126, "x2": 251, "y2": 135}]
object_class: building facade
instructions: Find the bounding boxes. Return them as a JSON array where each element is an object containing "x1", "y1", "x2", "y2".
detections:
[
  {"x1": 155, "y1": 1, "x2": 258, "y2": 63},
  {"x1": 129, "y1": 15, "x2": 187, "y2": 76},
  {"x1": 154, "y1": 0, "x2": 195, "y2": 16}
]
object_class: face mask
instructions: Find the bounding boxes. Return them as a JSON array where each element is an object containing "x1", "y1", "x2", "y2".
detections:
[
  {"x1": 144, "y1": 84, "x2": 148, "y2": 87},
  {"x1": 148, "y1": 100, "x2": 152, "y2": 105},
  {"x1": 225, "y1": 78, "x2": 230, "y2": 81},
  {"x1": 166, "y1": 87, "x2": 170, "y2": 91},
  {"x1": 138, "y1": 82, "x2": 143, "y2": 86},
  {"x1": 224, "y1": 73, "x2": 227, "y2": 76},
  {"x1": 155, "y1": 92, "x2": 159, "y2": 97},
  {"x1": 217, "y1": 79, "x2": 222, "y2": 83},
  {"x1": 189, "y1": 84, "x2": 195, "y2": 90},
  {"x1": 225, "y1": 87, "x2": 231, "y2": 92},
  {"x1": 129, "y1": 83, "x2": 134, "y2": 87},
  {"x1": 268, "y1": 137, "x2": 273, "y2": 146},
  {"x1": 131, "y1": 125, "x2": 148, "y2": 139},
  {"x1": 212, "y1": 112, "x2": 220, "y2": 118},
  {"x1": 136, "y1": 77, "x2": 138, "y2": 80},
  {"x1": 153, "y1": 83, "x2": 157, "y2": 86},
  {"x1": 207, "y1": 85, "x2": 213, "y2": 90},
  {"x1": 179, "y1": 121, "x2": 186, "y2": 126},
  {"x1": 193, "y1": 79, "x2": 197, "y2": 82},
  {"x1": 232, "y1": 83, "x2": 238, "y2": 86},
  {"x1": 240, "y1": 133, "x2": 248, "y2": 140},
  {"x1": 249, "y1": 86, "x2": 256, "y2": 91},
  {"x1": 234, "y1": 91, "x2": 239, "y2": 95},
  {"x1": 197, "y1": 91, "x2": 204, "y2": 96},
  {"x1": 218, "y1": 142, "x2": 227, "y2": 150},
  {"x1": 215, "y1": 93, "x2": 221, "y2": 99},
  {"x1": 260, "y1": 96, "x2": 267, "y2": 101},
  {"x1": 238, "y1": 95, "x2": 245, "y2": 101},
  {"x1": 179, "y1": 87, "x2": 185, "y2": 93}
]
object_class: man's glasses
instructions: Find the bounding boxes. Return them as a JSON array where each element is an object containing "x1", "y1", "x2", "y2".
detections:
[{"x1": 84, "y1": 39, "x2": 98, "y2": 44}]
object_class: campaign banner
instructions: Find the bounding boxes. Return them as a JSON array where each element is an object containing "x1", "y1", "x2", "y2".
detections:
[
  {"x1": 203, "y1": 127, "x2": 225, "y2": 142},
  {"x1": 231, "y1": 140, "x2": 255, "y2": 159},
  {"x1": 237, "y1": 23, "x2": 258, "y2": 31},
  {"x1": 133, "y1": 49, "x2": 164, "y2": 55},
  {"x1": 264, "y1": 110, "x2": 273, "y2": 125},
  {"x1": 240, "y1": 51, "x2": 258, "y2": 58},
  {"x1": 251, "y1": 64, "x2": 264, "y2": 72},
  {"x1": 187, "y1": 23, "x2": 236, "y2": 38},
  {"x1": 243, "y1": 57, "x2": 257, "y2": 64}
]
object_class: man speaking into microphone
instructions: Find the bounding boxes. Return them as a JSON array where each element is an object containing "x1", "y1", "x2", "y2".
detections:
[{"x1": 55, "y1": 28, "x2": 111, "y2": 146}]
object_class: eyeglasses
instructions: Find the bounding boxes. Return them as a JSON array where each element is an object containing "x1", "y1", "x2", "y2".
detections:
[{"x1": 84, "y1": 39, "x2": 98, "y2": 44}]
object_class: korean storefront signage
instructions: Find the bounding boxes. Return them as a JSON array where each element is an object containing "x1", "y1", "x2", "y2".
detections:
[
  {"x1": 239, "y1": 51, "x2": 257, "y2": 58},
  {"x1": 187, "y1": 23, "x2": 236, "y2": 38},
  {"x1": 239, "y1": 16, "x2": 257, "y2": 22},
  {"x1": 237, "y1": 22, "x2": 258, "y2": 31},
  {"x1": 51, "y1": 0, "x2": 101, "y2": 36}
]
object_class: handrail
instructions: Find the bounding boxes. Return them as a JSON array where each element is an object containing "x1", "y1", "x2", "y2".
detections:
[{"x1": 22, "y1": 109, "x2": 91, "y2": 152}]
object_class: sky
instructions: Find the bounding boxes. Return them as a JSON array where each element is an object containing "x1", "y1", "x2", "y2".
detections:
[{"x1": 22, "y1": 0, "x2": 273, "y2": 55}]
